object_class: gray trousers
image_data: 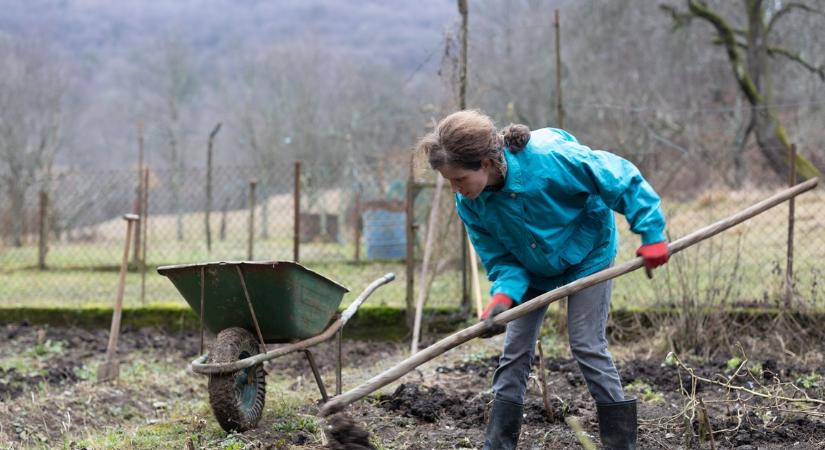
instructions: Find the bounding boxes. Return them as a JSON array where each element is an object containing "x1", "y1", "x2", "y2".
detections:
[{"x1": 491, "y1": 279, "x2": 624, "y2": 404}]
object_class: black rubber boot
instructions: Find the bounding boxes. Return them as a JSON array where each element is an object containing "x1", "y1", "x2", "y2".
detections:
[
  {"x1": 596, "y1": 398, "x2": 637, "y2": 450},
  {"x1": 482, "y1": 398, "x2": 523, "y2": 450}
]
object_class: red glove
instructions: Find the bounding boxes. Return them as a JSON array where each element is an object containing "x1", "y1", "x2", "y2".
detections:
[
  {"x1": 480, "y1": 293, "x2": 513, "y2": 338},
  {"x1": 636, "y1": 241, "x2": 669, "y2": 269},
  {"x1": 480, "y1": 293, "x2": 513, "y2": 320}
]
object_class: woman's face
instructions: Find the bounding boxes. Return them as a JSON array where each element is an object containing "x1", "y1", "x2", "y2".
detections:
[{"x1": 438, "y1": 160, "x2": 496, "y2": 199}]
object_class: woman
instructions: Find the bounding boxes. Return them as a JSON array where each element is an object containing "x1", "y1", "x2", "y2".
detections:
[{"x1": 416, "y1": 110, "x2": 668, "y2": 450}]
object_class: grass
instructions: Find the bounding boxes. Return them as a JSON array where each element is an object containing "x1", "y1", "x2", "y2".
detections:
[
  {"x1": 1, "y1": 187, "x2": 824, "y2": 311},
  {"x1": 57, "y1": 368, "x2": 326, "y2": 450},
  {"x1": 625, "y1": 380, "x2": 665, "y2": 404}
]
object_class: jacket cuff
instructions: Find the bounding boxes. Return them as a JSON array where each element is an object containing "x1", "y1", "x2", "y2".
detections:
[
  {"x1": 641, "y1": 230, "x2": 666, "y2": 245},
  {"x1": 492, "y1": 285, "x2": 528, "y2": 305}
]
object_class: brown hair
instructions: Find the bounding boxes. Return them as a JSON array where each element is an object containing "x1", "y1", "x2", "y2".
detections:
[{"x1": 415, "y1": 110, "x2": 530, "y2": 172}]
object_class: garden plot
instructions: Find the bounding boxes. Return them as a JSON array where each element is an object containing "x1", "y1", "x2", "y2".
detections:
[{"x1": 1, "y1": 323, "x2": 824, "y2": 449}]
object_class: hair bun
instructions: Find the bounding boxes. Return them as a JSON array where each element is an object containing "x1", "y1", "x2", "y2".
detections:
[{"x1": 503, "y1": 124, "x2": 530, "y2": 152}]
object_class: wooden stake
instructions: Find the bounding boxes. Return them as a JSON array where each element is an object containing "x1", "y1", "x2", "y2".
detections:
[
  {"x1": 458, "y1": 0, "x2": 470, "y2": 309},
  {"x1": 133, "y1": 122, "x2": 144, "y2": 263},
  {"x1": 411, "y1": 174, "x2": 444, "y2": 353},
  {"x1": 354, "y1": 190, "x2": 362, "y2": 262},
  {"x1": 536, "y1": 339, "x2": 555, "y2": 421},
  {"x1": 140, "y1": 168, "x2": 149, "y2": 305},
  {"x1": 468, "y1": 234, "x2": 483, "y2": 319},
  {"x1": 319, "y1": 178, "x2": 819, "y2": 415},
  {"x1": 554, "y1": 9, "x2": 564, "y2": 129},
  {"x1": 248, "y1": 179, "x2": 257, "y2": 261},
  {"x1": 205, "y1": 122, "x2": 221, "y2": 253},
  {"x1": 294, "y1": 161, "x2": 301, "y2": 262},
  {"x1": 38, "y1": 190, "x2": 48, "y2": 270},
  {"x1": 405, "y1": 159, "x2": 416, "y2": 327},
  {"x1": 785, "y1": 144, "x2": 796, "y2": 307}
]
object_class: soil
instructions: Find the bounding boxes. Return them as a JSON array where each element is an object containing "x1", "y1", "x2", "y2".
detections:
[{"x1": 1, "y1": 322, "x2": 824, "y2": 449}]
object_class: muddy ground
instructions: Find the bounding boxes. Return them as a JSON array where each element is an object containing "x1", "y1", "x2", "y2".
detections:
[{"x1": 1, "y1": 322, "x2": 824, "y2": 449}]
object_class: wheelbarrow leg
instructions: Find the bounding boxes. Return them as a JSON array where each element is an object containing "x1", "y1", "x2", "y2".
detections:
[{"x1": 303, "y1": 349, "x2": 328, "y2": 402}]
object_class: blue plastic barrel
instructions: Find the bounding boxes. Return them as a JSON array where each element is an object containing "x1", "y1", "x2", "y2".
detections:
[{"x1": 363, "y1": 209, "x2": 406, "y2": 260}]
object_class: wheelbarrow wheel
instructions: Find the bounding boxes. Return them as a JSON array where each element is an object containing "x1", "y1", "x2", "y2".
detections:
[{"x1": 207, "y1": 327, "x2": 267, "y2": 432}]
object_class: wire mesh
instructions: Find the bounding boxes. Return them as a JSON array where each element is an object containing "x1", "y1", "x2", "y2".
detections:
[{"x1": 0, "y1": 160, "x2": 822, "y2": 314}]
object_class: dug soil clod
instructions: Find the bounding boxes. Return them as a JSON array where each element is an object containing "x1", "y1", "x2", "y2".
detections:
[{"x1": 324, "y1": 412, "x2": 375, "y2": 450}]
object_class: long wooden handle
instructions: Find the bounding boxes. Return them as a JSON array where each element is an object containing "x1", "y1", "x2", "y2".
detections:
[
  {"x1": 412, "y1": 174, "x2": 445, "y2": 353},
  {"x1": 319, "y1": 178, "x2": 818, "y2": 416},
  {"x1": 104, "y1": 214, "x2": 140, "y2": 360}
]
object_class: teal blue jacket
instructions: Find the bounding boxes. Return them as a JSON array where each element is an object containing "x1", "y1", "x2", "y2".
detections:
[{"x1": 456, "y1": 128, "x2": 666, "y2": 303}]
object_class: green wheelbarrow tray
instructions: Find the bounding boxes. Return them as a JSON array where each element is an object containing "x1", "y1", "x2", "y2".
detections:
[
  {"x1": 157, "y1": 260, "x2": 395, "y2": 374},
  {"x1": 158, "y1": 260, "x2": 351, "y2": 343}
]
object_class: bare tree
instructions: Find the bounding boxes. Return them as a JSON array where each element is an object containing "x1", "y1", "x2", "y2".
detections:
[
  {"x1": 0, "y1": 34, "x2": 66, "y2": 246},
  {"x1": 137, "y1": 36, "x2": 198, "y2": 241},
  {"x1": 664, "y1": 0, "x2": 824, "y2": 180}
]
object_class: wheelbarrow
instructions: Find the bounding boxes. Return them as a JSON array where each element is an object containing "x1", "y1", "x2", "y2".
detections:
[{"x1": 157, "y1": 260, "x2": 395, "y2": 432}]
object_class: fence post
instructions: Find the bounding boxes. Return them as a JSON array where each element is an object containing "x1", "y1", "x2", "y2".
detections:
[
  {"x1": 205, "y1": 123, "x2": 221, "y2": 253},
  {"x1": 133, "y1": 122, "x2": 144, "y2": 264},
  {"x1": 38, "y1": 190, "x2": 48, "y2": 270},
  {"x1": 458, "y1": 0, "x2": 470, "y2": 311},
  {"x1": 405, "y1": 157, "x2": 416, "y2": 327},
  {"x1": 140, "y1": 168, "x2": 149, "y2": 305},
  {"x1": 294, "y1": 161, "x2": 301, "y2": 262},
  {"x1": 354, "y1": 190, "x2": 362, "y2": 262},
  {"x1": 248, "y1": 179, "x2": 257, "y2": 261},
  {"x1": 785, "y1": 144, "x2": 797, "y2": 308},
  {"x1": 554, "y1": 9, "x2": 564, "y2": 129},
  {"x1": 554, "y1": 8, "x2": 568, "y2": 328}
]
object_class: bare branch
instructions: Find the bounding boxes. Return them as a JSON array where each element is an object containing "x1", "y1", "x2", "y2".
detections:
[
  {"x1": 660, "y1": 5, "x2": 694, "y2": 30},
  {"x1": 767, "y1": 46, "x2": 825, "y2": 81},
  {"x1": 686, "y1": 0, "x2": 761, "y2": 103},
  {"x1": 767, "y1": 2, "x2": 824, "y2": 35},
  {"x1": 722, "y1": 37, "x2": 825, "y2": 82}
]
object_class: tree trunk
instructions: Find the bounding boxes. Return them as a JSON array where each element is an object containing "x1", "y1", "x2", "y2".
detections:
[
  {"x1": 8, "y1": 181, "x2": 26, "y2": 247},
  {"x1": 685, "y1": 0, "x2": 821, "y2": 181}
]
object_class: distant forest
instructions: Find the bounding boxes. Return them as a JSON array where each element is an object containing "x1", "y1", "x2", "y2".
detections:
[{"x1": 1, "y1": 0, "x2": 823, "y2": 195}]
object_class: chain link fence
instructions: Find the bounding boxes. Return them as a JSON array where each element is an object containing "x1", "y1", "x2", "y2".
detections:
[
  {"x1": 0, "y1": 159, "x2": 823, "y2": 314},
  {"x1": 0, "y1": 159, "x2": 465, "y2": 312}
]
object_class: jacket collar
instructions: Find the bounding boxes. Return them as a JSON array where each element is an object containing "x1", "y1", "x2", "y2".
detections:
[{"x1": 476, "y1": 148, "x2": 523, "y2": 201}]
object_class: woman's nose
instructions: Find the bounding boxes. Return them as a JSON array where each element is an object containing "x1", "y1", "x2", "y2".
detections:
[{"x1": 449, "y1": 182, "x2": 459, "y2": 193}]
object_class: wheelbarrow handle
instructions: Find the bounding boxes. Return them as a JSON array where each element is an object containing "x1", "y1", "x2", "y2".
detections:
[
  {"x1": 340, "y1": 272, "x2": 395, "y2": 325},
  {"x1": 189, "y1": 273, "x2": 396, "y2": 375}
]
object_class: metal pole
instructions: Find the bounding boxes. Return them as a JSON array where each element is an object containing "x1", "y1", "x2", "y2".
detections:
[
  {"x1": 199, "y1": 266, "x2": 205, "y2": 355},
  {"x1": 336, "y1": 328, "x2": 343, "y2": 395},
  {"x1": 304, "y1": 349, "x2": 329, "y2": 402},
  {"x1": 294, "y1": 161, "x2": 301, "y2": 262},
  {"x1": 555, "y1": 9, "x2": 564, "y2": 129},
  {"x1": 248, "y1": 179, "x2": 257, "y2": 261},
  {"x1": 785, "y1": 144, "x2": 797, "y2": 307}
]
